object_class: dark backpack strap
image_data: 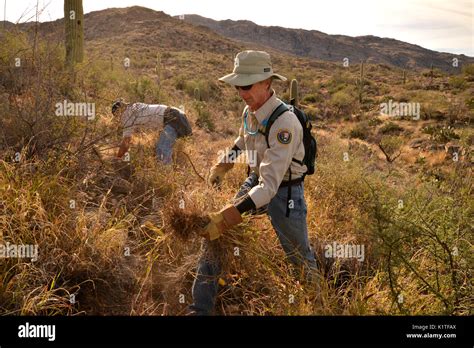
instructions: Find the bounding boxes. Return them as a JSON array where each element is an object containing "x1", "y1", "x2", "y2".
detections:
[
  {"x1": 265, "y1": 104, "x2": 305, "y2": 170},
  {"x1": 292, "y1": 158, "x2": 304, "y2": 166},
  {"x1": 264, "y1": 103, "x2": 289, "y2": 148}
]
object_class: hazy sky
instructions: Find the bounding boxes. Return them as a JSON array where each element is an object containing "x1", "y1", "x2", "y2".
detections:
[{"x1": 1, "y1": 0, "x2": 473, "y2": 56}]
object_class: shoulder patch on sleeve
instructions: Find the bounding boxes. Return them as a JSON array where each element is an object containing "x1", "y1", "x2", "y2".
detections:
[{"x1": 277, "y1": 129, "x2": 292, "y2": 145}]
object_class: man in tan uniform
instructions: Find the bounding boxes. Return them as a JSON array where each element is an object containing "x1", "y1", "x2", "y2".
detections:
[{"x1": 189, "y1": 50, "x2": 317, "y2": 315}]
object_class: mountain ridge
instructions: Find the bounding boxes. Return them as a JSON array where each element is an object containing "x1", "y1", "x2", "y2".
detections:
[{"x1": 180, "y1": 13, "x2": 473, "y2": 71}]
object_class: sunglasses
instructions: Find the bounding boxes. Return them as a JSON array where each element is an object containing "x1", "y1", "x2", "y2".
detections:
[{"x1": 235, "y1": 84, "x2": 254, "y2": 91}]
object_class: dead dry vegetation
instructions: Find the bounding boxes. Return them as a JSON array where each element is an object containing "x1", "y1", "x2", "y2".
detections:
[{"x1": 0, "y1": 29, "x2": 472, "y2": 316}]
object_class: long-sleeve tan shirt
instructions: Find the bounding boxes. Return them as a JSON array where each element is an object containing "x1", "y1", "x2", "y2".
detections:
[{"x1": 231, "y1": 92, "x2": 307, "y2": 208}]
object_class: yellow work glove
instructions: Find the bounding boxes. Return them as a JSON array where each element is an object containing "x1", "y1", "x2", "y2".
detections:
[
  {"x1": 203, "y1": 204, "x2": 243, "y2": 241},
  {"x1": 208, "y1": 163, "x2": 233, "y2": 188}
]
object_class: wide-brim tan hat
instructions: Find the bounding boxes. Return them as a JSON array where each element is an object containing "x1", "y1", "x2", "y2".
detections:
[{"x1": 219, "y1": 50, "x2": 287, "y2": 86}]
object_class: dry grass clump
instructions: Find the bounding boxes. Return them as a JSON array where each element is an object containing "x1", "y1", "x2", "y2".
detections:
[
  {"x1": 0, "y1": 158, "x2": 141, "y2": 315},
  {"x1": 167, "y1": 206, "x2": 210, "y2": 240}
]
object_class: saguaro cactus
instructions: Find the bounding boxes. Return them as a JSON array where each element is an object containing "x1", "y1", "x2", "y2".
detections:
[
  {"x1": 194, "y1": 87, "x2": 201, "y2": 101},
  {"x1": 402, "y1": 69, "x2": 406, "y2": 84},
  {"x1": 358, "y1": 61, "x2": 364, "y2": 103},
  {"x1": 428, "y1": 63, "x2": 434, "y2": 86},
  {"x1": 290, "y1": 79, "x2": 299, "y2": 107},
  {"x1": 155, "y1": 53, "x2": 163, "y2": 99},
  {"x1": 155, "y1": 53, "x2": 161, "y2": 74},
  {"x1": 64, "y1": 0, "x2": 84, "y2": 66}
]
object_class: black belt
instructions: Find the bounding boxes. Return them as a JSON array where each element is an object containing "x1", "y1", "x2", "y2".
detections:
[{"x1": 279, "y1": 177, "x2": 303, "y2": 188}]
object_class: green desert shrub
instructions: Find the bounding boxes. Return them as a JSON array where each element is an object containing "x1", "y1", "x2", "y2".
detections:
[
  {"x1": 380, "y1": 122, "x2": 404, "y2": 135},
  {"x1": 422, "y1": 125, "x2": 460, "y2": 143},
  {"x1": 330, "y1": 88, "x2": 358, "y2": 117},
  {"x1": 349, "y1": 122, "x2": 370, "y2": 140}
]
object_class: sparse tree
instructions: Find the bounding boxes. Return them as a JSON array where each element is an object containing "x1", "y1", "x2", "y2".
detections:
[{"x1": 378, "y1": 136, "x2": 402, "y2": 163}]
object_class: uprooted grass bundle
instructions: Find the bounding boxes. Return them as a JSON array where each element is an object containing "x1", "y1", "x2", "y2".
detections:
[
  {"x1": 164, "y1": 202, "x2": 241, "y2": 274},
  {"x1": 167, "y1": 206, "x2": 210, "y2": 240}
]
